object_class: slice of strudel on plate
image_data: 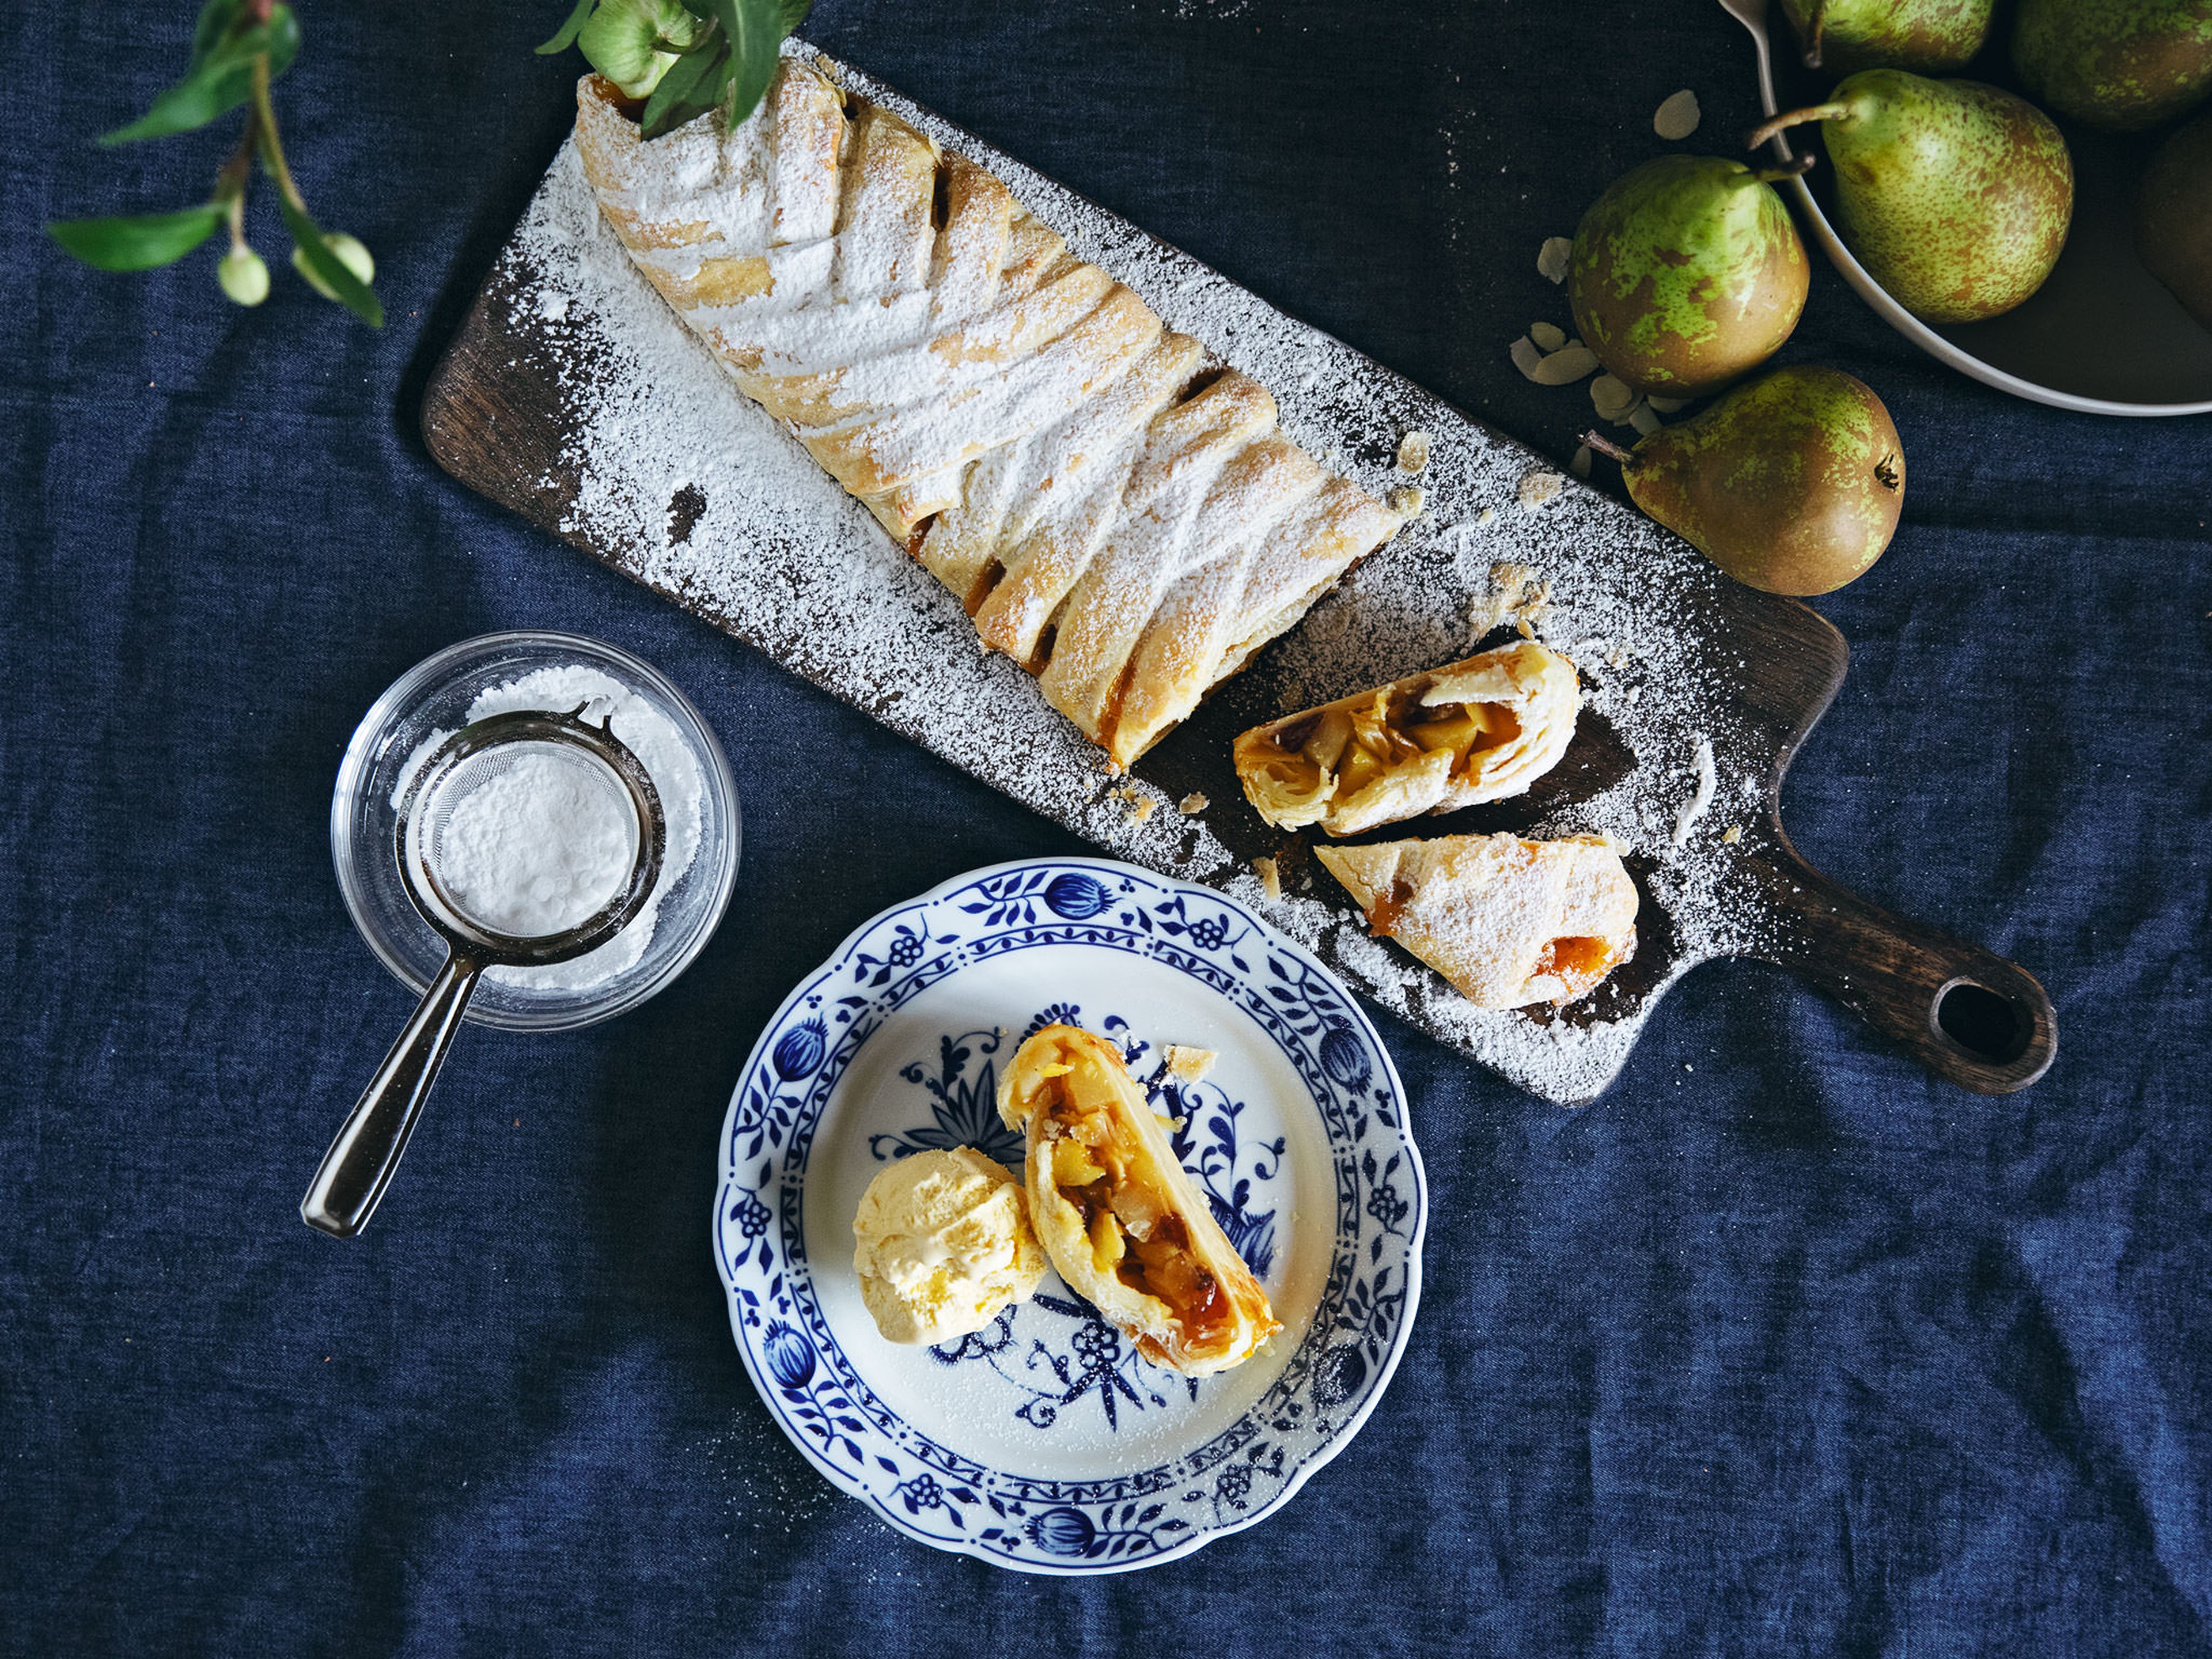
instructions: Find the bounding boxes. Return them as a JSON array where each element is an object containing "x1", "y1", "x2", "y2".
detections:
[
  {"x1": 574, "y1": 62, "x2": 1411, "y2": 768},
  {"x1": 1233, "y1": 640, "x2": 1581, "y2": 836},
  {"x1": 999, "y1": 1024, "x2": 1278, "y2": 1376},
  {"x1": 1317, "y1": 832, "x2": 1638, "y2": 1009}
]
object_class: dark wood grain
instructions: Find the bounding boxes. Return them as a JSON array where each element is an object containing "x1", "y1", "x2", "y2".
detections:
[{"x1": 421, "y1": 99, "x2": 2054, "y2": 1101}]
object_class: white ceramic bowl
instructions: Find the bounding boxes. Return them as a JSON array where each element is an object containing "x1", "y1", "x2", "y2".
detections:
[{"x1": 1726, "y1": 0, "x2": 2212, "y2": 416}]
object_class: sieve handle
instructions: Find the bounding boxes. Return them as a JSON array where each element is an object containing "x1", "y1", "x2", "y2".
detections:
[{"x1": 301, "y1": 950, "x2": 483, "y2": 1237}]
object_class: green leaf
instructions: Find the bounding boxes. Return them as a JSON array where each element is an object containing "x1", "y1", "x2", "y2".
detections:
[
  {"x1": 536, "y1": 0, "x2": 599, "y2": 54},
  {"x1": 47, "y1": 206, "x2": 224, "y2": 271},
  {"x1": 638, "y1": 36, "x2": 722, "y2": 137},
  {"x1": 279, "y1": 199, "x2": 383, "y2": 327},
  {"x1": 692, "y1": 0, "x2": 783, "y2": 131},
  {"x1": 778, "y1": 0, "x2": 812, "y2": 33},
  {"x1": 189, "y1": 0, "x2": 247, "y2": 67},
  {"x1": 103, "y1": 6, "x2": 301, "y2": 145}
]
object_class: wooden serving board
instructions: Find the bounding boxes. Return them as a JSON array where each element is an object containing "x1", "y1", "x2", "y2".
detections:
[{"x1": 421, "y1": 46, "x2": 2054, "y2": 1104}]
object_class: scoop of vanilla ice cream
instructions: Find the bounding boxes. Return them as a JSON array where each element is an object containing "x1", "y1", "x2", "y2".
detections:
[{"x1": 851, "y1": 1147, "x2": 1045, "y2": 1344}]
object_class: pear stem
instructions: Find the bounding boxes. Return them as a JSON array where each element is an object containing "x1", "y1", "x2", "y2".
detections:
[
  {"x1": 1751, "y1": 156, "x2": 1817, "y2": 184},
  {"x1": 1747, "y1": 103, "x2": 1853, "y2": 153},
  {"x1": 1803, "y1": 0, "x2": 1828, "y2": 69},
  {"x1": 1581, "y1": 430, "x2": 1638, "y2": 468}
]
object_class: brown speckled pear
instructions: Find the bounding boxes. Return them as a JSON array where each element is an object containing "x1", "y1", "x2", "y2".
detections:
[
  {"x1": 2137, "y1": 113, "x2": 2212, "y2": 332},
  {"x1": 1749, "y1": 71, "x2": 2073, "y2": 325},
  {"x1": 1585, "y1": 366, "x2": 1905, "y2": 597},
  {"x1": 1566, "y1": 154, "x2": 1811, "y2": 396},
  {"x1": 2013, "y1": 0, "x2": 2212, "y2": 133},
  {"x1": 1779, "y1": 0, "x2": 1996, "y2": 74}
]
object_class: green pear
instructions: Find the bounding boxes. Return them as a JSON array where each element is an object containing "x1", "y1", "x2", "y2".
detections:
[
  {"x1": 1778, "y1": 0, "x2": 1995, "y2": 74},
  {"x1": 1567, "y1": 156, "x2": 1812, "y2": 396},
  {"x1": 2013, "y1": 0, "x2": 2212, "y2": 133},
  {"x1": 1751, "y1": 71, "x2": 2073, "y2": 324},
  {"x1": 2137, "y1": 112, "x2": 2212, "y2": 331},
  {"x1": 1585, "y1": 366, "x2": 1905, "y2": 597}
]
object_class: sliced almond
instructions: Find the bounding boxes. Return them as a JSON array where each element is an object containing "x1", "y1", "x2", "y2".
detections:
[
  {"x1": 1530, "y1": 345, "x2": 1601, "y2": 385},
  {"x1": 1630, "y1": 402, "x2": 1665, "y2": 436},
  {"x1": 1654, "y1": 89, "x2": 1702, "y2": 141},
  {"x1": 1509, "y1": 335, "x2": 1546, "y2": 380},
  {"x1": 1531, "y1": 320, "x2": 1567, "y2": 352},
  {"x1": 1537, "y1": 236, "x2": 1574, "y2": 283},
  {"x1": 1590, "y1": 373, "x2": 1638, "y2": 419},
  {"x1": 1646, "y1": 395, "x2": 1691, "y2": 414},
  {"x1": 1570, "y1": 443, "x2": 1592, "y2": 480},
  {"x1": 1517, "y1": 468, "x2": 1567, "y2": 509}
]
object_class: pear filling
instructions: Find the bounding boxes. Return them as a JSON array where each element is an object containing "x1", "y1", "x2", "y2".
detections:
[
  {"x1": 1251, "y1": 687, "x2": 1522, "y2": 828},
  {"x1": 1024, "y1": 1068, "x2": 1233, "y2": 1353},
  {"x1": 1532, "y1": 933, "x2": 1622, "y2": 997}
]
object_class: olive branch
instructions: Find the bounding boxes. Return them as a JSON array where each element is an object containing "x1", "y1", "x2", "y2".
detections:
[{"x1": 46, "y1": 0, "x2": 813, "y2": 324}]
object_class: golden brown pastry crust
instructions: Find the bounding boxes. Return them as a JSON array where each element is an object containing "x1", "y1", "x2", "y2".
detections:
[
  {"x1": 1233, "y1": 641, "x2": 1581, "y2": 836},
  {"x1": 997, "y1": 1025, "x2": 1278, "y2": 1376},
  {"x1": 1316, "y1": 832, "x2": 1638, "y2": 1009},
  {"x1": 573, "y1": 66, "x2": 1408, "y2": 768}
]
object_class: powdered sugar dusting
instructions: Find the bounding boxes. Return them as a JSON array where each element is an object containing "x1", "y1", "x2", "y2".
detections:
[{"x1": 487, "y1": 41, "x2": 1791, "y2": 1103}]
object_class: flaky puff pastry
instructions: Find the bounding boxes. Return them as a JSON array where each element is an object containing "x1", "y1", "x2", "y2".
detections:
[
  {"x1": 1317, "y1": 832, "x2": 1637, "y2": 1009},
  {"x1": 1234, "y1": 641, "x2": 1581, "y2": 836},
  {"x1": 998, "y1": 1025, "x2": 1278, "y2": 1376},
  {"x1": 573, "y1": 66, "x2": 1408, "y2": 769}
]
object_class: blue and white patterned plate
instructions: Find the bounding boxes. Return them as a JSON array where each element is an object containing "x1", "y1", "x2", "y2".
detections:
[{"x1": 711, "y1": 857, "x2": 1424, "y2": 1573}]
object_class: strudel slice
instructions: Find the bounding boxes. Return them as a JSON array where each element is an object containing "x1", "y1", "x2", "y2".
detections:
[
  {"x1": 998, "y1": 1025, "x2": 1278, "y2": 1376},
  {"x1": 1317, "y1": 832, "x2": 1637, "y2": 1008},
  {"x1": 1233, "y1": 641, "x2": 1580, "y2": 835},
  {"x1": 574, "y1": 63, "x2": 1410, "y2": 768}
]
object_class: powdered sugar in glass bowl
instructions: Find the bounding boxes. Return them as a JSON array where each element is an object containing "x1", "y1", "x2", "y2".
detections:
[{"x1": 332, "y1": 630, "x2": 740, "y2": 1031}]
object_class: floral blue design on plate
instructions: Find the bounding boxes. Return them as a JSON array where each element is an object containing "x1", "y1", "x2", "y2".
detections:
[{"x1": 712, "y1": 857, "x2": 1425, "y2": 1574}]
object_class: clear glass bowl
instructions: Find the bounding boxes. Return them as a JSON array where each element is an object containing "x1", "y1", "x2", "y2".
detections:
[{"x1": 331, "y1": 631, "x2": 740, "y2": 1031}]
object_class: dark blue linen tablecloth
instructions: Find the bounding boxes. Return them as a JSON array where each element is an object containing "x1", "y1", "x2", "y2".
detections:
[{"x1": 6, "y1": 2, "x2": 2210, "y2": 1652}]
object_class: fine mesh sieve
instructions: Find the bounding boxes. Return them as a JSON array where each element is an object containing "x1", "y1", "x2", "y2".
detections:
[
  {"x1": 410, "y1": 738, "x2": 643, "y2": 943},
  {"x1": 303, "y1": 706, "x2": 666, "y2": 1237}
]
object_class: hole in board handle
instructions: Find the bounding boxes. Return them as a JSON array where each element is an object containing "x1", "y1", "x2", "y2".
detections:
[{"x1": 1934, "y1": 979, "x2": 2034, "y2": 1066}]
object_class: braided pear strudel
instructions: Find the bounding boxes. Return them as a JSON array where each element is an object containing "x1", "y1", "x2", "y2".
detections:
[
  {"x1": 574, "y1": 65, "x2": 1411, "y2": 768},
  {"x1": 999, "y1": 1024, "x2": 1278, "y2": 1376},
  {"x1": 1316, "y1": 832, "x2": 1638, "y2": 1009},
  {"x1": 1233, "y1": 640, "x2": 1581, "y2": 836}
]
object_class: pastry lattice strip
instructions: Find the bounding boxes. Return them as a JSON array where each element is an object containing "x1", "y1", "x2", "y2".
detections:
[{"x1": 575, "y1": 61, "x2": 1408, "y2": 767}]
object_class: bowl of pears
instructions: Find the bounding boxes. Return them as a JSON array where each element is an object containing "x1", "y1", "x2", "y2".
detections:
[{"x1": 1730, "y1": 0, "x2": 2212, "y2": 415}]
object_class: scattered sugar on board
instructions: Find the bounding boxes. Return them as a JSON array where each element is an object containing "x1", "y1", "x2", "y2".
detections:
[{"x1": 506, "y1": 42, "x2": 1778, "y2": 1102}]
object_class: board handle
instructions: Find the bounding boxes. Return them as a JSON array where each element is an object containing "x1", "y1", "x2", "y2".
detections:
[{"x1": 1747, "y1": 853, "x2": 2056, "y2": 1093}]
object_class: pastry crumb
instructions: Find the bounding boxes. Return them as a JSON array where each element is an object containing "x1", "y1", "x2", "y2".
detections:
[
  {"x1": 1396, "y1": 430, "x2": 1431, "y2": 473},
  {"x1": 1124, "y1": 793, "x2": 1157, "y2": 823},
  {"x1": 1477, "y1": 505, "x2": 1497, "y2": 526},
  {"x1": 1252, "y1": 856, "x2": 1282, "y2": 901},
  {"x1": 1722, "y1": 824, "x2": 1742, "y2": 844},
  {"x1": 1178, "y1": 792, "x2": 1209, "y2": 815},
  {"x1": 1165, "y1": 1044, "x2": 1217, "y2": 1084},
  {"x1": 1387, "y1": 484, "x2": 1425, "y2": 517}
]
